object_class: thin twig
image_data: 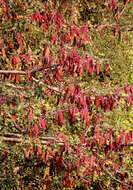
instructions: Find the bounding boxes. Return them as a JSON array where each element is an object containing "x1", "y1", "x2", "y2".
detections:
[
  {"x1": 116, "y1": 0, "x2": 131, "y2": 19},
  {"x1": 32, "y1": 77, "x2": 61, "y2": 92},
  {"x1": 13, "y1": 161, "x2": 47, "y2": 173},
  {"x1": 0, "y1": 82, "x2": 33, "y2": 90},
  {"x1": 106, "y1": 171, "x2": 132, "y2": 188}
]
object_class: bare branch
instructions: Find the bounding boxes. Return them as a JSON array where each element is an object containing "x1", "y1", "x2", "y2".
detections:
[
  {"x1": 106, "y1": 171, "x2": 132, "y2": 188},
  {"x1": 0, "y1": 70, "x2": 26, "y2": 75},
  {"x1": 13, "y1": 161, "x2": 47, "y2": 173},
  {"x1": 0, "y1": 133, "x2": 22, "y2": 138},
  {"x1": 0, "y1": 64, "x2": 59, "y2": 75},
  {"x1": 0, "y1": 134, "x2": 64, "y2": 146},
  {"x1": 0, "y1": 82, "x2": 32, "y2": 90},
  {"x1": 1, "y1": 137, "x2": 23, "y2": 143}
]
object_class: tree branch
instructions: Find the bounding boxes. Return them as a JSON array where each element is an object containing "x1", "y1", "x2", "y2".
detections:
[
  {"x1": 0, "y1": 134, "x2": 64, "y2": 145},
  {"x1": 0, "y1": 64, "x2": 59, "y2": 75},
  {"x1": 13, "y1": 161, "x2": 47, "y2": 173},
  {"x1": 0, "y1": 70, "x2": 26, "y2": 75}
]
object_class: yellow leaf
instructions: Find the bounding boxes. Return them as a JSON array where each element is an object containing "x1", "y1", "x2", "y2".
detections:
[
  {"x1": 0, "y1": 8, "x2": 3, "y2": 14},
  {"x1": 43, "y1": 167, "x2": 50, "y2": 180},
  {"x1": 106, "y1": 160, "x2": 113, "y2": 166},
  {"x1": 43, "y1": 184, "x2": 47, "y2": 190}
]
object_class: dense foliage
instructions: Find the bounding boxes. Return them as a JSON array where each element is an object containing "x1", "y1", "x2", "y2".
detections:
[{"x1": 0, "y1": 0, "x2": 133, "y2": 189}]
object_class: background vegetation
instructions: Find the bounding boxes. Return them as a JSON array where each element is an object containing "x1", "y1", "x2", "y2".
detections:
[{"x1": 0, "y1": 0, "x2": 133, "y2": 189}]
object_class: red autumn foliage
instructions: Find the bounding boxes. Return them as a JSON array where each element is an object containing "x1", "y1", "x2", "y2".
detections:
[
  {"x1": 33, "y1": 124, "x2": 39, "y2": 136},
  {"x1": 39, "y1": 119, "x2": 47, "y2": 130},
  {"x1": 57, "y1": 110, "x2": 64, "y2": 124},
  {"x1": 110, "y1": 0, "x2": 116, "y2": 10}
]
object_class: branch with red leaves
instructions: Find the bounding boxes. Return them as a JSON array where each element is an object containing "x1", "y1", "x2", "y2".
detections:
[{"x1": 0, "y1": 133, "x2": 132, "y2": 146}]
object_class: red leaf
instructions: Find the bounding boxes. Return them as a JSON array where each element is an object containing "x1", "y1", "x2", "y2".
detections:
[
  {"x1": 74, "y1": 27, "x2": 80, "y2": 39},
  {"x1": 68, "y1": 84, "x2": 75, "y2": 96},
  {"x1": 53, "y1": 12, "x2": 64, "y2": 28},
  {"x1": 106, "y1": 64, "x2": 111, "y2": 73},
  {"x1": 105, "y1": 97, "x2": 110, "y2": 111},
  {"x1": 85, "y1": 119, "x2": 90, "y2": 126},
  {"x1": 124, "y1": 0, "x2": 128, "y2": 5},
  {"x1": 70, "y1": 26, "x2": 75, "y2": 38},
  {"x1": 80, "y1": 133, "x2": 86, "y2": 144},
  {"x1": 94, "y1": 113, "x2": 102, "y2": 124},
  {"x1": 99, "y1": 135, "x2": 106, "y2": 146},
  {"x1": 68, "y1": 107, "x2": 78, "y2": 122},
  {"x1": 28, "y1": 108, "x2": 33, "y2": 119},
  {"x1": 80, "y1": 24, "x2": 90, "y2": 42},
  {"x1": 81, "y1": 155, "x2": 89, "y2": 164},
  {"x1": 8, "y1": 41, "x2": 14, "y2": 49},
  {"x1": 39, "y1": 119, "x2": 46, "y2": 130},
  {"x1": 100, "y1": 95, "x2": 105, "y2": 107},
  {"x1": 95, "y1": 96, "x2": 100, "y2": 107},
  {"x1": 0, "y1": 97, "x2": 4, "y2": 104},
  {"x1": 86, "y1": 96, "x2": 92, "y2": 106},
  {"x1": 54, "y1": 66, "x2": 63, "y2": 80},
  {"x1": 47, "y1": 148, "x2": 54, "y2": 157},
  {"x1": 85, "y1": 58, "x2": 94, "y2": 74},
  {"x1": 25, "y1": 150, "x2": 30, "y2": 158},
  {"x1": 64, "y1": 141, "x2": 69, "y2": 153},
  {"x1": 70, "y1": 26, "x2": 80, "y2": 39},
  {"x1": 95, "y1": 63, "x2": 101, "y2": 75},
  {"x1": 12, "y1": 114, "x2": 18, "y2": 121},
  {"x1": 43, "y1": 44, "x2": 50, "y2": 60},
  {"x1": 94, "y1": 125, "x2": 101, "y2": 141},
  {"x1": 124, "y1": 86, "x2": 130, "y2": 93},
  {"x1": 52, "y1": 31, "x2": 58, "y2": 44},
  {"x1": 83, "y1": 165, "x2": 91, "y2": 176},
  {"x1": 124, "y1": 132, "x2": 133, "y2": 145},
  {"x1": 61, "y1": 32, "x2": 70, "y2": 44},
  {"x1": 79, "y1": 93, "x2": 87, "y2": 107},
  {"x1": 130, "y1": 86, "x2": 133, "y2": 94},
  {"x1": 77, "y1": 63, "x2": 83, "y2": 76},
  {"x1": 97, "y1": 25, "x2": 104, "y2": 35},
  {"x1": 36, "y1": 146, "x2": 42, "y2": 157},
  {"x1": 15, "y1": 74, "x2": 21, "y2": 83},
  {"x1": 33, "y1": 124, "x2": 39, "y2": 136},
  {"x1": 17, "y1": 32, "x2": 21, "y2": 44},
  {"x1": 90, "y1": 155, "x2": 96, "y2": 166},
  {"x1": 108, "y1": 95, "x2": 113, "y2": 110},
  {"x1": 84, "y1": 57, "x2": 92, "y2": 70},
  {"x1": 57, "y1": 133, "x2": 66, "y2": 140},
  {"x1": 110, "y1": 0, "x2": 116, "y2": 10},
  {"x1": 32, "y1": 11, "x2": 43, "y2": 23},
  {"x1": 43, "y1": 23, "x2": 47, "y2": 32},
  {"x1": 80, "y1": 108, "x2": 88, "y2": 121},
  {"x1": 44, "y1": 2, "x2": 48, "y2": 11},
  {"x1": 127, "y1": 95, "x2": 133, "y2": 105},
  {"x1": 57, "y1": 110, "x2": 64, "y2": 124},
  {"x1": 12, "y1": 55, "x2": 21, "y2": 65},
  {"x1": 27, "y1": 71, "x2": 32, "y2": 80}
]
